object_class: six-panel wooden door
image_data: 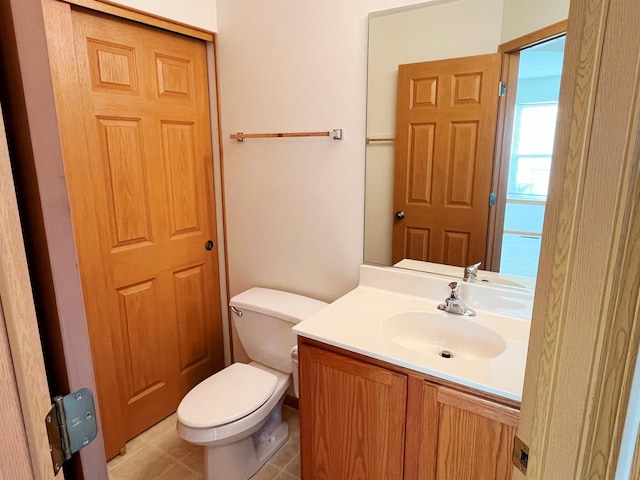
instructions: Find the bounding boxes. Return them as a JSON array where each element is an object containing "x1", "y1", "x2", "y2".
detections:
[
  {"x1": 392, "y1": 53, "x2": 502, "y2": 266},
  {"x1": 64, "y1": 9, "x2": 224, "y2": 458}
]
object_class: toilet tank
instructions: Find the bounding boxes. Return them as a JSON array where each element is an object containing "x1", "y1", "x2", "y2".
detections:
[{"x1": 230, "y1": 288, "x2": 327, "y2": 373}]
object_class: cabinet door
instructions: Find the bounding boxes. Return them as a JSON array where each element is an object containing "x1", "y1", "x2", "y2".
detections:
[
  {"x1": 299, "y1": 344, "x2": 407, "y2": 480},
  {"x1": 434, "y1": 386, "x2": 519, "y2": 480}
]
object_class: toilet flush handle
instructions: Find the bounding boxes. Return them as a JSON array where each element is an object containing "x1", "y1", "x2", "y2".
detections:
[{"x1": 231, "y1": 306, "x2": 243, "y2": 317}]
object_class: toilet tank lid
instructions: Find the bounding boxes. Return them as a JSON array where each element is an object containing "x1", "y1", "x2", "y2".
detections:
[{"x1": 230, "y1": 287, "x2": 328, "y2": 324}]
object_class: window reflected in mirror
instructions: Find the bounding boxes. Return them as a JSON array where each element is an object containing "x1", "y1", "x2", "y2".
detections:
[{"x1": 500, "y1": 36, "x2": 564, "y2": 278}]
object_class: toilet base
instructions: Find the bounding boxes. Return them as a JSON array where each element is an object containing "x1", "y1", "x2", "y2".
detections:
[{"x1": 204, "y1": 395, "x2": 289, "y2": 480}]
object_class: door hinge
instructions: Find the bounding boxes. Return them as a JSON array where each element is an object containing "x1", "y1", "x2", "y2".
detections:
[
  {"x1": 489, "y1": 192, "x2": 497, "y2": 206},
  {"x1": 499, "y1": 81, "x2": 507, "y2": 96},
  {"x1": 512, "y1": 435, "x2": 529, "y2": 475},
  {"x1": 45, "y1": 388, "x2": 98, "y2": 475}
]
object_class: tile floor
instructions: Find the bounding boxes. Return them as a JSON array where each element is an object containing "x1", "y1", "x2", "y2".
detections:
[{"x1": 107, "y1": 406, "x2": 301, "y2": 480}]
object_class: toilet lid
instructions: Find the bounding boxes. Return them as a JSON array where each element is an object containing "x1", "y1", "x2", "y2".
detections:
[{"x1": 177, "y1": 363, "x2": 278, "y2": 429}]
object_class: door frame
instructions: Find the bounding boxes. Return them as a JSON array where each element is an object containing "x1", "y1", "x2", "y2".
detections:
[
  {"x1": 0, "y1": 101, "x2": 57, "y2": 479},
  {"x1": 485, "y1": 20, "x2": 568, "y2": 272},
  {"x1": 515, "y1": 0, "x2": 640, "y2": 477},
  {"x1": 2, "y1": 0, "x2": 229, "y2": 477}
]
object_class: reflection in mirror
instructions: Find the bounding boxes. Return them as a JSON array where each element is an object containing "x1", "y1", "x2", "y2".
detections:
[
  {"x1": 499, "y1": 36, "x2": 564, "y2": 278},
  {"x1": 364, "y1": 0, "x2": 566, "y2": 289}
]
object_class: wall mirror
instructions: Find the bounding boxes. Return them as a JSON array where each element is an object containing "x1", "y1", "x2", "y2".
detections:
[{"x1": 364, "y1": 0, "x2": 567, "y2": 290}]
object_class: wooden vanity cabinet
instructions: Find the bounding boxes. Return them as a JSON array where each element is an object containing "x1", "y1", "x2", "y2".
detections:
[
  {"x1": 298, "y1": 343, "x2": 407, "y2": 480},
  {"x1": 298, "y1": 339, "x2": 519, "y2": 480},
  {"x1": 408, "y1": 379, "x2": 519, "y2": 480}
]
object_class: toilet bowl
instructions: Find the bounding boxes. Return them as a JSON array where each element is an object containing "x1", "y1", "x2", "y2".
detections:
[{"x1": 176, "y1": 287, "x2": 327, "y2": 480}]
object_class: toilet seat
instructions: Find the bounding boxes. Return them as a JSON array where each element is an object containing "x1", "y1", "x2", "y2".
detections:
[{"x1": 178, "y1": 363, "x2": 277, "y2": 429}]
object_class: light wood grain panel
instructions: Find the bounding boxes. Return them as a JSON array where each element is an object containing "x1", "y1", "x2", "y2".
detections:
[
  {"x1": 87, "y1": 39, "x2": 138, "y2": 93},
  {"x1": 412, "y1": 77, "x2": 438, "y2": 108},
  {"x1": 117, "y1": 279, "x2": 164, "y2": 397},
  {"x1": 516, "y1": 0, "x2": 640, "y2": 478},
  {"x1": 442, "y1": 231, "x2": 470, "y2": 267},
  {"x1": 574, "y1": 0, "x2": 640, "y2": 473},
  {"x1": 173, "y1": 265, "x2": 209, "y2": 372},
  {"x1": 447, "y1": 121, "x2": 478, "y2": 206},
  {"x1": 0, "y1": 103, "x2": 57, "y2": 479},
  {"x1": 156, "y1": 54, "x2": 192, "y2": 98},
  {"x1": 406, "y1": 227, "x2": 430, "y2": 261},
  {"x1": 98, "y1": 117, "x2": 152, "y2": 247},
  {"x1": 452, "y1": 72, "x2": 482, "y2": 105},
  {"x1": 0, "y1": 304, "x2": 35, "y2": 479},
  {"x1": 408, "y1": 123, "x2": 435, "y2": 204},
  {"x1": 438, "y1": 387, "x2": 519, "y2": 426},
  {"x1": 437, "y1": 401, "x2": 516, "y2": 480},
  {"x1": 299, "y1": 344, "x2": 407, "y2": 480},
  {"x1": 161, "y1": 122, "x2": 201, "y2": 235},
  {"x1": 416, "y1": 382, "x2": 439, "y2": 480}
]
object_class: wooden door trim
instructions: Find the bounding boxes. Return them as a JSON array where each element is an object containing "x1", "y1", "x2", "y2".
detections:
[
  {"x1": 498, "y1": 20, "x2": 568, "y2": 54},
  {"x1": 486, "y1": 22, "x2": 568, "y2": 271},
  {"x1": 0, "y1": 102, "x2": 57, "y2": 479},
  {"x1": 59, "y1": 0, "x2": 214, "y2": 41},
  {"x1": 485, "y1": 52, "x2": 520, "y2": 271},
  {"x1": 437, "y1": 386, "x2": 519, "y2": 427},
  {"x1": 515, "y1": 0, "x2": 640, "y2": 477},
  {"x1": 207, "y1": 38, "x2": 233, "y2": 365}
]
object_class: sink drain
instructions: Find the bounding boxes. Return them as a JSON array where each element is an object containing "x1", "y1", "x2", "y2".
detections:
[{"x1": 439, "y1": 350, "x2": 453, "y2": 359}]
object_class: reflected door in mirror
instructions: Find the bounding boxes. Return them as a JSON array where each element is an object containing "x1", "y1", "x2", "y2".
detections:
[{"x1": 392, "y1": 53, "x2": 501, "y2": 266}]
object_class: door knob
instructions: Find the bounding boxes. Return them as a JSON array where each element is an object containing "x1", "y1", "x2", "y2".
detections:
[
  {"x1": 394, "y1": 211, "x2": 405, "y2": 219},
  {"x1": 205, "y1": 240, "x2": 214, "y2": 251}
]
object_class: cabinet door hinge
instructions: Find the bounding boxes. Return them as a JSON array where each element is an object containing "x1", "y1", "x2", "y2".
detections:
[
  {"x1": 499, "y1": 81, "x2": 508, "y2": 96},
  {"x1": 45, "y1": 388, "x2": 98, "y2": 475},
  {"x1": 512, "y1": 435, "x2": 529, "y2": 475}
]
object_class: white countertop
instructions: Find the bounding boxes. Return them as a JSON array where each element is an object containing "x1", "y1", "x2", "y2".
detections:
[{"x1": 293, "y1": 265, "x2": 532, "y2": 402}]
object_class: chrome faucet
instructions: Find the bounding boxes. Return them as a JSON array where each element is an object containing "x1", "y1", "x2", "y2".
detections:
[
  {"x1": 437, "y1": 281, "x2": 476, "y2": 316},
  {"x1": 463, "y1": 261, "x2": 482, "y2": 282}
]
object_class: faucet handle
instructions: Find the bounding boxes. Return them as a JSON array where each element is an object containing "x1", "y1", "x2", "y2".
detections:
[{"x1": 447, "y1": 281, "x2": 461, "y2": 299}]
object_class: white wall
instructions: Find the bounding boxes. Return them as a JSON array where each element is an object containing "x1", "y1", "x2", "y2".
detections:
[
  {"x1": 501, "y1": 0, "x2": 570, "y2": 43},
  {"x1": 216, "y1": 0, "x2": 441, "y2": 305},
  {"x1": 110, "y1": 0, "x2": 217, "y2": 31},
  {"x1": 365, "y1": 0, "x2": 505, "y2": 265},
  {"x1": 215, "y1": 0, "x2": 569, "y2": 302}
]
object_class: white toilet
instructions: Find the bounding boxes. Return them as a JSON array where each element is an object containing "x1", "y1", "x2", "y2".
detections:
[{"x1": 176, "y1": 287, "x2": 327, "y2": 480}]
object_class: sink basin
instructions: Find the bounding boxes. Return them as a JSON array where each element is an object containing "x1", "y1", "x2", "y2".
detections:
[{"x1": 381, "y1": 311, "x2": 506, "y2": 359}]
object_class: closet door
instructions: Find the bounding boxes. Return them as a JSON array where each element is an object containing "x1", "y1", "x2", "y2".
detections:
[{"x1": 61, "y1": 8, "x2": 224, "y2": 458}]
